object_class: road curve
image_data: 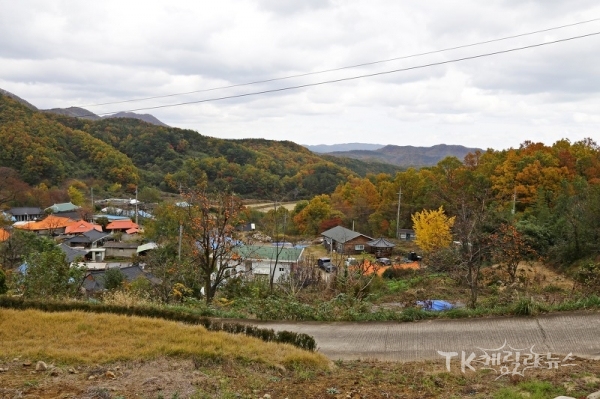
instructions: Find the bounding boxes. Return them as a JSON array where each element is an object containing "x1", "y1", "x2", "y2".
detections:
[{"x1": 250, "y1": 311, "x2": 600, "y2": 362}]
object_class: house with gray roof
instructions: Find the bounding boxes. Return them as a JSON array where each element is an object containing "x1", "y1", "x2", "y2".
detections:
[
  {"x1": 45, "y1": 202, "x2": 80, "y2": 214},
  {"x1": 64, "y1": 230, "x2": 111, "y2": 261},
  {"x1": 58, "y1": 243, "x2": 88, "y2": 263},
  {"x1": 321, "y1": 225, "x2": 373, "y2": 255},
  {"x1": 7, "y1": 207, "x2": 43, "y2": 222},
  {"x1": 82, "y1": 265, "x2": 157, "y2": 294}
]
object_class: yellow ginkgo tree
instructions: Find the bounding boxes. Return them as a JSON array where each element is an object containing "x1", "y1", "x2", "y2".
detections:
[{"x1": 411, "y1": 206, "x2": 455, "y2": 253}]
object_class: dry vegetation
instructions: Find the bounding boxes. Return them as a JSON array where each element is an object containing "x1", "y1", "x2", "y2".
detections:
[{"x1": 0, "y1": 309, "x2": 329, "y2": 369}]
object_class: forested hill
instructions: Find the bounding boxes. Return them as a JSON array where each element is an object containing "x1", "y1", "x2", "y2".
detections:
[
  {"x1": 325, "y1": 144, "x2": 482, "y2": 167},
  {"x1": 0, "y1": 93, "x2": 401, "y2": 200}
]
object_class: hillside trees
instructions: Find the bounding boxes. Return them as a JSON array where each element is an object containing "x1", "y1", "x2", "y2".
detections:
[{"x1": 293, "y1": 195, "x2": 342, "y2": 235}]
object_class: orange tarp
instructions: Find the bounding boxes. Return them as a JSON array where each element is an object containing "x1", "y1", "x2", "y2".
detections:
[
  {"x1": 14, "y1": 215, "x2": 75, "y2": 231},
  {"x1": 355, "y1": 260, "x2": 420, "y2": 276}
]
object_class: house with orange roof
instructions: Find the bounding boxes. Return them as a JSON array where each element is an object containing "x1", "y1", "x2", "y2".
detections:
[
  {"x1": 105, "y1": 219, "x2": 139, "y2": 233},
  {"x1": 13, "y1": 215, "x2": 75, "y2": 235},
  {"x1": 0, "y1": 228, "x2": 9, "y2": 242},
  {"x1": 64, "y1": 220, "x2": 102, "y2": 235}
]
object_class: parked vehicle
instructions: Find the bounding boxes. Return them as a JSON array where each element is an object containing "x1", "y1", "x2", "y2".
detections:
[
  {"x1": 317, "y1": 257, "x2": 336, "y2": 273},
  {"x1": 407, "y1": 252, "x2": 422, "y2": 262},
  {"x1": 377, "y1": 257, "x2": 392, "y2": 266}
]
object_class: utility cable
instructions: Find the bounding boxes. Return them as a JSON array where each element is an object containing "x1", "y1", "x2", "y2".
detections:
[
  {"x1": 84, "y1": 31, "x2": 600, "y2": 118},
  {"x1": 78, "y1": 17, "x2": 600, "y2": 108}
]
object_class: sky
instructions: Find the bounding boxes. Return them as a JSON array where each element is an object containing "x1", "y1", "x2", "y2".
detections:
[{"x1": 1, "y1": 0, "x2": 600, "y2": 150}]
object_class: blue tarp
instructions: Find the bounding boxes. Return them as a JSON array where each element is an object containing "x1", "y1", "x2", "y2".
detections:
[{"x1": 417, "y1": 300, "x2": 455, "y2": 311}]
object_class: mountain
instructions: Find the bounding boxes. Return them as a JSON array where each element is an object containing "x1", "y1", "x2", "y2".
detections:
[
  {"x1": 0, "y1": 88, "x2": 38, "y2": 111},
  {"x1": 43, "y1": 108, "x2": 169, "y2": 126},
  {"x1": 326, "y1": 144, "x2": 482, "y2": 167},
  {"x1": 0, "y1": 92, "x2": 400, "y2": 200},
  {"x1": 104, "y1": 111, "x2": 169, "y2": 127},
  {"x1": 43, "y1": 106, "x2": 100, "y2": 120},
  {"x1": 304, "y1": 143, "x2": 385, "y2": 153}
]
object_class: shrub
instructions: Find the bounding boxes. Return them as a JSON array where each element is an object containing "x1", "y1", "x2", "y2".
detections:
[{"x1": 512, "y1": 297, "x2": 547, "y2": 316}]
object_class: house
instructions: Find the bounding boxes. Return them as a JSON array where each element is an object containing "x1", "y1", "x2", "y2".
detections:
[
  {"x1": 105, "y1": 220, "x2": 139, "y2": 234},
  {"x1": 103, "y1": 242, "x2": 139, "y2": 258},
  {"x1": 6, "y1": 207, "x2": 43, "y2": 222},
  {"x1": 321, "y1": 225, "x2": 373, "y2": 255},
  {"x1": 58, "y1": 243, "x2": 88, "y2": 263},
  {"x1": 234, "y1": 245, "x2": 304, "y2": 282},
  {"x1": 397, "y1": 229, "x2": 416, "y2": 241},
  {"x1": 45, "y1": 202, "x2": 81, "y2": 214},
  {"x1": 63, "y1": 229, "x2": 111, "y2": 262},
  {"x1": 82, "y1": 265, "x2": 155, "y2": 294},
  {"x1": 14, "y1": 215, "x2": 75, "y2": 235},
  {"x1": 64, "y1": 220, "x2": 102, "y2": 235},
  {"x1": 367, "y1": 237, "x2": 396, "y2": 258}
]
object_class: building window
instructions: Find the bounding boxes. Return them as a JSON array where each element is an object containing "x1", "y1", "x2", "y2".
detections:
[
  {"x1": 279, "y1": 268, "x2": 284, "y2": 272},
  {"x1": 355, "y1": 245, "x2": 364, "y2": 251}
]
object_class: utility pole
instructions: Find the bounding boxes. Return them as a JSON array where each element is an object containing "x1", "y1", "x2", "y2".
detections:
[
  {"x1": 91, "y1": 187, "x2": 94, "y2": 213},
  {"x1": 135, "y1": 186, "x2": 139, "y2": 225},
  {"x1": 511, "y1": 187, "x2": 517, "y2": 215},
  {"x1": 396, "y1": 188, "x2": 402, "y2": 239},
  {"x1": 178, "y1": 223, "x2": 183, "y2": 261}
]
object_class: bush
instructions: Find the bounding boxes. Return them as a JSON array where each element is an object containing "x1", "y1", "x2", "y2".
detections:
[{"x1": 512, "y1": 297, "x2": 547, "y2": 316}]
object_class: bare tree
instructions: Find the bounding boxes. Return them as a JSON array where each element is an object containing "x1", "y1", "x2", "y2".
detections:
[{"x1": 183, "y1": 189, "x2": 244, "y2": 303}]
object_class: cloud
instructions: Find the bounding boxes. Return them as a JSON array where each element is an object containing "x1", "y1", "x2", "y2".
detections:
[{"x1": 1, "y1": 0, "x2": 599, "y2": 149}]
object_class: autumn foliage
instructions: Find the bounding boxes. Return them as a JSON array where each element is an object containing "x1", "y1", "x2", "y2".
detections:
[{"x1": 411, "y1": 206, "x2": 455, "y2": 253}]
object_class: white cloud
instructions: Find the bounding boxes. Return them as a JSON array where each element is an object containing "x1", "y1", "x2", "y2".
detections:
[{"x1": 1, "y1": 0, "x2": 599, "y2": 150}]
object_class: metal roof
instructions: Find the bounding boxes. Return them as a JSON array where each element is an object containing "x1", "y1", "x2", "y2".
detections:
[
  {"x1": 234, "y1": 245, "x2": 304, "y2": 262},
  {"x1": 321, "y1": 225, "x2": 372, "y2": 243}
]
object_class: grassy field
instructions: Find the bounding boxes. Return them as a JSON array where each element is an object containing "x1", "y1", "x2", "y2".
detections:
[{"x1": 0, "y1": 309, "x2": 599, "y2": 398}]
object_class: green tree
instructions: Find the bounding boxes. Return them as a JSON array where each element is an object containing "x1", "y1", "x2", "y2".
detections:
[
  {"x1": 293, "y1": 195, "x2": 339, "y2": 235},
  {"x1": 21, "y1": 247, "x2": 84, "y2": 299},
  {"x1": 103, "y1": 268, "x2": 125, "y2": 291},
  {"x1": 68, "y1": 185, "x2": 85, "y2": 206}
]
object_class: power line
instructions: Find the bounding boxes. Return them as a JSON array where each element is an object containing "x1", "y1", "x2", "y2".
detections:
[
  {"x1": 85, "y1": 31, "x2": 600, "y2": 118},
  {"x1": 78, "y1": 17, "x2": 600, "y2": 108}
]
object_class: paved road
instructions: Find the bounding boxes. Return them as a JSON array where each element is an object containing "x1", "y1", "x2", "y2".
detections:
[{"x1": 251, "y1": 311, "x2": 600, "y2": 362}]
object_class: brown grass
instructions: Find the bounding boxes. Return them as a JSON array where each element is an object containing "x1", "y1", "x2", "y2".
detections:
[{"x1": 0, "y1": 309, "x2": 330, "y2": 369}]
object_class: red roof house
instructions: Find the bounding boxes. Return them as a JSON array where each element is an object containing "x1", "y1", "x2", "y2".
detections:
[
  {"x1": 65, "y1": 220, "x2": 103, "y2": 234},
  {"x1": 106, "y1": 220, "x2": 139, "y2": 233}
]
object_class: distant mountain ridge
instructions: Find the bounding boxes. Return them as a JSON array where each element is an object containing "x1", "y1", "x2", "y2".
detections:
[
  {"x1": 0, "y1": 88, "x2": 168, "y2": 127},
  {"x1": 305, "y1": 143, "x2": 385, "y2": 153},
  {"x1": 325, "y1": 144, "x2": 482, "y2": 167}
]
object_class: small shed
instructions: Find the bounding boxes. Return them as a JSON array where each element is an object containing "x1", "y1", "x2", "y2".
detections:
[
  {"x1": 397, "y1": 229, "x2": 416, "y2": 241},
  {"x1": 367, "y1": 237, "x2": 396, "y2": 258}
]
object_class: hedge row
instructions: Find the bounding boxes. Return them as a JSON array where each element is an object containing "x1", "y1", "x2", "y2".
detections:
[{"x1": 0, "y1": 296, "x2": 316, "y2": 352}]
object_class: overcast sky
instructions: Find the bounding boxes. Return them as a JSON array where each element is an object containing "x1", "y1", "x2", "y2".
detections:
[{"x1": 1, "y1": 0, "x2": 600, "y2": 150}]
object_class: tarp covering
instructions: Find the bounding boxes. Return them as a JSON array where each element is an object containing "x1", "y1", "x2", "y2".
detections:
[{"x1": 417, "y1": 300, "x2": 455, "y2": 311}]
